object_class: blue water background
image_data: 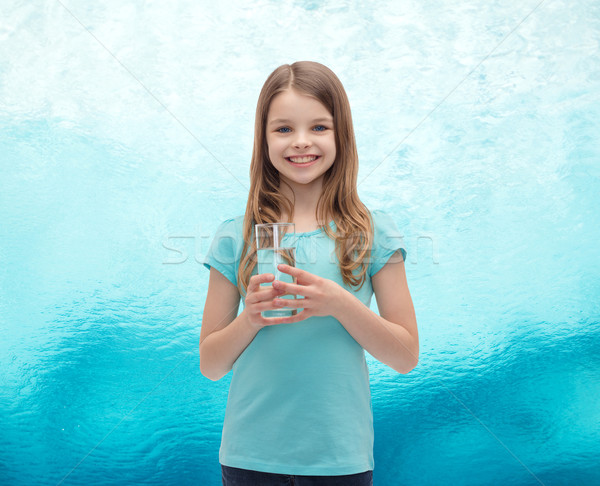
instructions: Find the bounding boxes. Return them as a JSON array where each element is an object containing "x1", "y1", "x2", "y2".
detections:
[{"x1": 1, "y1": 1, "x2": 599, "y2": 485}]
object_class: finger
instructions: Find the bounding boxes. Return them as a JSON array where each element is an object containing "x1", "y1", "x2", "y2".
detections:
[
  {"x1": 263, "y1": 309, "x2": 309, "y2": 325},
  {"x1": 272, "y1": 279, "x2": 306, "y2": 296},
  {"x1": 256, "y1": 286, "x2": 286, "y2": 304},
  {"x1": 255, "y1": 305, "x2": 307, "y2": 326},
  {"x1": 276, "y1": 264, "x2": 313, "y2": 282},
  {"x1": 255, "y1": 298, "x2": 287, "y2": 313},
  {"x1": 273, "y1": 297, "x2": 306, "y2": 309},
  {"x1": 247, "y1": 285, "x2": 282, "y2": 305},
  {"x1": 247, "y1": 273, "x2": 274, "y2": 293}
]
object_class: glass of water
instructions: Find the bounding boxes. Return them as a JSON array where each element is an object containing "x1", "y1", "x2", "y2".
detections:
[{"x1": 255, "y1": 222, "x2": 297, "y2": 318}]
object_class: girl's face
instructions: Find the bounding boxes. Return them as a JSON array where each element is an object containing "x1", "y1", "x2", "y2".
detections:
[{"x1": 266, "y1": 88, "x2": 336, "y2": 193}]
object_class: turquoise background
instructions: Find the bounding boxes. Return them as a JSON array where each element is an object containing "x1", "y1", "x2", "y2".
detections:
[{"x1": 1, "y1": 1, "x2": 599, "y2": 485}]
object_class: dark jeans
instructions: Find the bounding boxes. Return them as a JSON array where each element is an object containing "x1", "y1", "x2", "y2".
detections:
[{"x1": 221, "y1": 465, "x2": 373, "y2": 486}]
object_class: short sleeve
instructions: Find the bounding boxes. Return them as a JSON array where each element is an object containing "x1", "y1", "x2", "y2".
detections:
[
  {"x1": 369, "y1": 209, "x2": 407, "y2": 277},
  {"x1": 202, "y1": 217, "x2": 242, "y2": 287}
]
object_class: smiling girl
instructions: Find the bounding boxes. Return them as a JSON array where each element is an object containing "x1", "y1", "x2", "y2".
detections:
[{"x1": 201, "y1": 61, "x2": 419, "y2": 486}]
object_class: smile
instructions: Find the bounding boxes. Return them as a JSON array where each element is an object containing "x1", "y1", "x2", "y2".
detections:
[{"x1": 286, "y1": 155, "x2": 320, "y2": 166}]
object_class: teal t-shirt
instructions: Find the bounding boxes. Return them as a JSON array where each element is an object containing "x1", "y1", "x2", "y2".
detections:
[{"x1": 202, "y1": 209, "x2": 407, "y2": 475}]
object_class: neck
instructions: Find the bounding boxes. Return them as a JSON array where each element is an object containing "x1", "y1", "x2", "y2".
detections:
[{"x1": 279, "y1": 178, "x2": 325, "y2": 227}]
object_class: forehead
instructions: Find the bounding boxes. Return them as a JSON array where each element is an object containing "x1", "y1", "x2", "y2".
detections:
[{"x1": 267, "y1": 89, "x2": 332, "y2": 120}]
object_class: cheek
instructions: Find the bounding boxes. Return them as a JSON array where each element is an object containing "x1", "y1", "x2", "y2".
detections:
[
  {"x1": 328, "y1": 138, "x2": 337, "y2": 157},
  {"x1": 265, "y1": 139, "x2": 276, "y2": 159},
  {"x1": 267, "y1": 138, "x2": 283, "y2": 155}
]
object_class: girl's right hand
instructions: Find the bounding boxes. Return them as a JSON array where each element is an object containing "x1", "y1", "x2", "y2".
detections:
[{"x1": 244, "y1": 273, "x2": 286, "y2": 331}]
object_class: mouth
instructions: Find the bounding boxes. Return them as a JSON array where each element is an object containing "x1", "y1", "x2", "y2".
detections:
[{"x1": 285, "y1": 155, "x2": 320, "y2": 167}]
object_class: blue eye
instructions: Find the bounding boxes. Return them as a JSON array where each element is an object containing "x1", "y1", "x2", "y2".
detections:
[
  {"x1": 313, "y1": 125, "x2": 326, "y2": 131},
  {"x1": 276, "y1": 127, "x2": 291, "y2": 133}
]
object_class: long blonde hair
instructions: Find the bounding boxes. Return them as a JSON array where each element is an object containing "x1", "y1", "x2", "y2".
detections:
[{"x1": 237, "y1": 61, "x2": 373, "y2": 296}]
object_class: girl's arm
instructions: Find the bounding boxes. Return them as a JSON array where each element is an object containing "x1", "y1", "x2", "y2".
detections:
[
  {"x1": 271, "y1": 253, "x2": 419, "y2": 374},
  {"x1": 200, "y1": 268, "x2": 250, "y2": 381},
  {"x1": 200, "y1": 268, "x2": 285, "y2": 381},
  {"x1": 337, "y1": 251, "x2": 419, "y2": 374}
]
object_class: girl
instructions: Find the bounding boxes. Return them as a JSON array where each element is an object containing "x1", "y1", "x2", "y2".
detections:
[{"x1": 200, "y1": 61, "x2": 418, "y2": 486}]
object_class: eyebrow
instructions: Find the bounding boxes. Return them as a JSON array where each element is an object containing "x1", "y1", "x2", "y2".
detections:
[{"x1": 268, "y1": 117, "x2": 333, "y2": 126}]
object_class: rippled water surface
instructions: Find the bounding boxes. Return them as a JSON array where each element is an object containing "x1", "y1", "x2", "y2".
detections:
[{"x1": 1, "y1": 1, "x2": 599, "y2": 485}]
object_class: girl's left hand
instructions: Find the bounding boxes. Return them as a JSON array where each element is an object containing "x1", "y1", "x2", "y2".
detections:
[{"x1": 270, "y1": 264, "x2": 347, "y2": 323}]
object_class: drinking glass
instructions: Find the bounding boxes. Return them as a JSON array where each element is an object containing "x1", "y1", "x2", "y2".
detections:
[{"x1": 255, "y1": 223, "x2": 297, "y2": 318}]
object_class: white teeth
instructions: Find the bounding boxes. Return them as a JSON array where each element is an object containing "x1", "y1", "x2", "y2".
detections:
[{"x1": 288, "y1": 156, "x2": 318, "y2": 163}]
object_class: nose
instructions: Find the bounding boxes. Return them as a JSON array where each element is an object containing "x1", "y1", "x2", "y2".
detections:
[{"x1": 292, "y1": 130, "x2": 312, "y2": 149}]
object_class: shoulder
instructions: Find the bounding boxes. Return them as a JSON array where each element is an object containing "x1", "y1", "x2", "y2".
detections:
[
  {"x1": 367, "y1": 208, "x2": 407, "y2": 269},
  {"x1": 218, "y1": 214, "x2": 245, "y2": 228},
  {"x1": 213, "y1": 214, "x2": 245, "y2": 236},
  {"x1": 204, "y1": 215, "x2": 247, "y2": 283},
  {"x1": 206, "y1": 214, "x2": 247, "y2": 256},
  {"x1": 370, "y1": 208, "x2": 389, "y2": 223},
  {"x1": 369, "y1": 208, "x2": 403, "y2": 231}
]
